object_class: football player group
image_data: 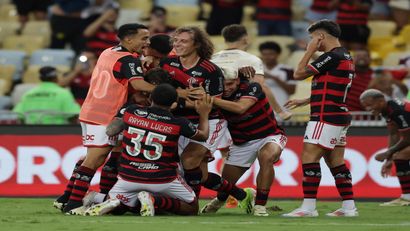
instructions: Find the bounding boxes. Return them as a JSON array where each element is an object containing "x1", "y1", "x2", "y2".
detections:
[{"x1": 52, "y1": 19, "x2": 410, "y2": 218}]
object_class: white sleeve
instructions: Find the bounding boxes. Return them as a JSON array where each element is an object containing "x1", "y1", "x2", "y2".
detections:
[{"x1": 249, "y1": 56, "x2": 264, "y2": 76}]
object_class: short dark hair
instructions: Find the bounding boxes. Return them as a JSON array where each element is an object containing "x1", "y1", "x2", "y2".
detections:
[
  {"x1": 259, "y1": 41, "x2": 282, "y2": 54},
  {"x1": 307, "y1": 20, "x2": 341, "y2": 38},
  {"x1": 150, "y1": 6, "x2": 167, "y2": 15},
  {"x1": 150, "y1": 34, "x2": 172, "y2": 56},
  {"x1": 221, "y1": 24, "x2": 247, "y2": 43},
  {"x1": 117, "y1": 23, "x2": 148, "y2": 40},
  {"x1": 151, "y1": 84, "x2": 177, "y2": 107},
  {"x1": 39, "y1": 66, "x2": 57, "y2": 81},
  {"x1": 144, "y1": 68, "x2": 171, "y2": 85}
]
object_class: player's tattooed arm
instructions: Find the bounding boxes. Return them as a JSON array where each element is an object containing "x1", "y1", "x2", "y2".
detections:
[{"x1": 106, "y1": 117, "x2": 126, "y2": 136}]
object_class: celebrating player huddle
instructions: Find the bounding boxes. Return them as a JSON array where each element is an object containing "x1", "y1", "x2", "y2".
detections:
[{"x1": 54, "y1": 19, "x2": 369, "y2": 218}]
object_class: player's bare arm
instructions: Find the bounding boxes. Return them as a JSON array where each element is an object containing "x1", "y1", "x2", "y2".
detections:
[
  {"x1": 191, "y1": 94, "x2": 213, "y2": 141},
  {"x1": 213, "y1": 97, "x2": 256, "y2": 115},
  {"x1": 375, "y1": 128, "x2": 410, "y2": 162},
  {"x1": 106, "y1": 117, "x2": 126, "y2": 137},
  {"x1": 284, "y1": 98, "x2": 310, "y2": 110},
  {"x1": 294, "y1": 37, "x2": 321, "y2": 80}
]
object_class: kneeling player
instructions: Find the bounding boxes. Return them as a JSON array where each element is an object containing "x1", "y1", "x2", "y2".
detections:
[{"x1": 201, "y1": 67, "x2": 287, "y2": 216}]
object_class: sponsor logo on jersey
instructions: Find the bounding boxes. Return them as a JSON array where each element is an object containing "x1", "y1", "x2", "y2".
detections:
[
  {"x1": 129, "y1": 63, "x2": 137, "y2": 75},
  {"x1": 170, "y1": 62, "x2": 180, "y2": 67},
  {"x1": 191, "y1": 71, "x2": 203, "y2": 77},
  {"x1": 315, "y1": 56, "x2": 332, "y2": 68},
  {"x1": 134, "y1": 109, "x2": 148, "y2": 117}
]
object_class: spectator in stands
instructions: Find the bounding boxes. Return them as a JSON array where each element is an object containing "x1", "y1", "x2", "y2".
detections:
[
  {"x1": 59, "y1": 51, "x2": 97, "y2": 105},
  {"x1": 389, "y1": 0, "x2": 410, "y2": 33},
  {"x1": 368, "y1": 70, "x2": 408, "y2": 99},
  {"x1": 398, "y1": 55, "x2": 410, "y2": 99},
  {"x1": 259, "y1": 41, "x2": 296, "y2": 111},
  {"x1": 81, "y1": 0, "x2": 120, "y2": 22},
  {"x1": 369, "y1": 0, "x2": 391, "y2": 20},
  {"x1": 336, "y1": 0, "x2": 372, "y2": 50},
  {"x1": 83, "y1": 8, "x2": 119, "y2": 57},
  {"x1": 49, "y1": 0, "x2": 90, "y2": 54},
  {"x1": 147, "y1": 6, "x2": 176, "y2": 35},
  {"x1": 256, "y1": 0, "x2": 292, "y2": 36},
  {"x1": 12, "y1": 0, "x2": 53, "y2": 30},
  {"x1": 205, "y1": 0, "x2": 245, "y2": 36},
  {"x1": 305, "y1": 0, "x2": 339, "y2": 23},
  {"x1": 346, "y1": 49, "x2": 373, "y2": 111},
  {"x1": 13, "y1": 66, "x2": 80, "y2": 124}
]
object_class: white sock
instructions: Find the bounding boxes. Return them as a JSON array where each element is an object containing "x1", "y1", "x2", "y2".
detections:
[
  {"x1": 342, "y1": 200, "x2": 355, "y2": 210},
  {"x1": 95, "y1": 193, "x2": 106, "y2": 203},
  {"x1": 301, "y1": 198, "x2": 316, "y2": 211},
  {"x1": 401, "y1": 194, "x2": 410, "y2": 200}
]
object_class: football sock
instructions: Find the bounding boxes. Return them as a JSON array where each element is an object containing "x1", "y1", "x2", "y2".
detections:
[
  {"x1": 394, "y1": 160, "x2": 410, "y2": 198},
  {"x1": 58, "y1": 159, "x2": 83, "y2": 203},
  {"x1": 203, "y1": 172, "x2": 246, "y2": 200},
  {"x1": 255, "y1": 188, "x2": 269, "y2": 206},
  {"x1": 184, "y1": 167, "x2": 202, "y2": 197},
  {"x1": 330, "y1": 164, "x2": 355, "y2": 210},
  {"x1": 99, "y1": 151, "x2": 120, "y2": 194},
  {"x1": 301, "y1": 163, "x2": 321, "y2": 210},
  {"x1": 66, "y1": 166, "x2": 96, "y2": 207},
  {"x1": 153, "y1": 196, "x2": 181, "y2": 213}
]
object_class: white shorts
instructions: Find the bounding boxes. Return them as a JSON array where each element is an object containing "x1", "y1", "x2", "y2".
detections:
[
  {"x1": 217, "y1": 131, "x2": 232, "y2": 150},
  {"x1": 109, "y1": 175, "x2": 196, "y2": 208},
  {"x1": 303, "y1": 121, "x2": 348, "y2": 150},
  {"x1": 225, "y1": 134, "x2": 287, "y2": 168},
  {"x1": 178, "y1": 119, "x2": 228, "y2": 156},
  {"x1": 80, "y1": 122, "x2": 118, "y2": 147}
]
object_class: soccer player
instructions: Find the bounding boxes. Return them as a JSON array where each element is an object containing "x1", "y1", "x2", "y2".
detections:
[
  {"x1": 56, "y1": 23, "x2": 197, "y2": 214},
  {"x1": 160, "y1": 26, "x2": 255, "y2": 207},
  {"x1": 360, "y1": 89, "x2": 410, "y2": 206},
  {"x1": 201, "y1": 67, "x2": 287, "y2": 216},
  {"x1": 84, "y1": 84, "x2": 212, "y2": 216},
  {"x1": 282, "y1": 20, "x2": 358, "y2": 217},
  {"x1": 211, "y1": 24, "x2": 292, "y2": 121}
]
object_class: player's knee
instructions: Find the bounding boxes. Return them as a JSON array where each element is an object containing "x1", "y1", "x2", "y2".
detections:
[
  {"x1": 181, "y1": 153, "x2": 204, "y2": 169},
  {"x1": 259, "y1": 152, "x2": 280, "y2": 167}
]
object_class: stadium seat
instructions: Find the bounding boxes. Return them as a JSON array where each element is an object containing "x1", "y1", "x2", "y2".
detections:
[
  {"x1": 0, "y1": 109, "x2": 21, "y2": 124},
  {"x1": 0, "y1": 65, "x2": 15, "y2": 94},
  {"x1": 3, "y1": 35, "x2": 46, "y2": 54},
  {"x1": 117, "y1": 0, "x2": 152, "y2": 18},
  {"x1": 242, "y1": 5, "x2": 255, "y2": 23},
  {"x1": 209, "y1": 36, "x2": 226, "y2": 52},
  {"x1": 21, "y1": 21, "x2": 51, "y2": 47},
  {"x1": 0, "y1": 95, "x2": 11, "y2": 109},
  {"x1": 288, "y1": 80, "x2": 311, "y2": 122},
  {"x1": 383, "y1": 51, "x2": 410, "y2": 66},
  {"x1": 116, "y1": 9, "x2": 144, "y2": 28},
  {"x1": 0, "y1": 50, "x2": 26, "y2": 81},
  {"x1": 156, "y1": 0, "x2": 198, "y2": 6},
  {"x1": 22, "y1": 65, "x2": 70, "y2": 84},
  {"x1": 30, "y1": 49, "x2": 75, "y2": 67},
  {"x1": 0, "y1": 21, "x2": 19, "y2": 47},
  {"x1": 368, "y1": 20, "x2": 396, "y2": 38},
  {"x1": 165, "y1": 5, "x2": 200, "y2": 27},
  {"x1": 11, "y1": 83, "x2": 38, "y2": 106},
  {"x1": 0, "y1": 3, "x2": 18, "y2": 21},
  {"x1": 286, "y1": 50, "x2": 307, "y2": 69},
  {"x1": 399, "y1": 24, "x2": 410, "y2": 43}
]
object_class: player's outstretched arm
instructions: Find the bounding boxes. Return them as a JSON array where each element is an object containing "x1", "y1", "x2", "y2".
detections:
[
  {"x1": 106, "y1": 117, "x2": 126, "y2": 137},
  {"x1": 375, "y1": 128, "x2": 410, "y2": 162},
  {"x1": 213, "y1": 97, "x2": 256, "y2": 115},
  {"x1": 191, "y1": 94, "x2": 213, "y2": 141},
  {"x1": 284, "y1": 98, "x2": 310, "y2": 110}
]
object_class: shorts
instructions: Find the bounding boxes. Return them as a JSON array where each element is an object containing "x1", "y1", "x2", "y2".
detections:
[
  {"x1": 13, "y1": 0, "x2": 53, "y2": 16},
  {"x1": 225, "y1": 134, "x2": 287, "y2": 168},
  {"x1": 81, "y1": 122, "x2": 118, "y2": 147},
  {"x1": 303, "y1": 121, "x2": 348, "y2": 150},
  {"x1": 178, "y1": 119, "x2": 228, "y2": 161},
  {"x1": 109, "y1": 175, "x2": 196, "y2": 208},
  {"x1": 217, "y1": 131, "x2": 232, "y2": 151},
  {"x1": 339, "y1": 24, "x2": 370, "y2": 45}
]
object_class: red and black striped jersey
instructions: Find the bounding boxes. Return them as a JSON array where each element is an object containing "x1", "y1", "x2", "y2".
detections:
[
  {"x1": 308, "y1": 47, "x2": 355, "y2": 126},
  {"x1": 118, "y1": 105, "x2": 198, "y2": 183},
  {"x1": 160, "y1": 56, "x2": 224, "y2": 123},
  {"x1": 346, "y1": 69, "x2": 373, "y2": 111},
  {"x1": 311, "y1": 0, "x2": 335, "y2": 13},
  {"x1": 111, "y1": 45, "x2": 144, "y2": 83},
  {"x1": 256, "y1": 0, "x2": 291, "y2": 21},
  {"x1": 383, "y1": 99, "x2": 410, "y2": 132},
  {"x1": 86, "y1": 28, "x2": 119, "y2": 57},
  {"x1": 337, "y1": 0, "x2": 372, "y2": 25},
  {"x1": 221, "y1": 81, "x2": 284, "y2": 145}
]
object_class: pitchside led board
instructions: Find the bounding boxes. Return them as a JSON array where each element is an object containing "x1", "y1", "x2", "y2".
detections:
[{"x1": 0, "y1": 126, "x2": 401, "y2": 198}]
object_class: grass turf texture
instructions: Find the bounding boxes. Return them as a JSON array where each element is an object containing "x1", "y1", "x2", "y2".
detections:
[{"x1": 0, "y1": 198, "x2": 409, "y2": 231}]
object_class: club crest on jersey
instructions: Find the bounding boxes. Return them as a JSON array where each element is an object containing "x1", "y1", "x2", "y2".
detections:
[{"x1": 134, "y1": 109, "x2": 148, "y2": 117}]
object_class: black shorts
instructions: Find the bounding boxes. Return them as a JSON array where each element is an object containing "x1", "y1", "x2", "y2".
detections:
[
  {"x1": 339, "y1": 24, "x2": 370, "y2": 45},
  {"x1": 13, "y1": 0, "x2": 53, "y2": 16}
]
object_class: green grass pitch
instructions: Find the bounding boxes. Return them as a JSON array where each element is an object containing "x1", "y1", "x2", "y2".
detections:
[{"x1": 0, "y1": 198, "x2": 409, "y2": 231}]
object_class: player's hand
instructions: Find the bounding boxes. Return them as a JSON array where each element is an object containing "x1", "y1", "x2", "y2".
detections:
[
  {"x1": 239, "y1": 66, "x2": 256, "y2": 79},
  {"x1": 187, "y1": 85, "x2": 205, "y2": 101},
  {"x1": 195, "y1": 94, "x2": 213, "y2": 115},
  {"x1": 307, "y1": 37, "x2": 322, "y2": 53},
  {"x1": 141, "y1": 56, "x2": 154, "y2": 73},
  {"x1": 381, "y1": 159, "x2": 393, "y2": 178},
  {"x1": 375, "y1": 151, "x2": 392, "y2": 162},
  {"x1": 284, "y1": 98, "x2": 309, "y2": 110}
]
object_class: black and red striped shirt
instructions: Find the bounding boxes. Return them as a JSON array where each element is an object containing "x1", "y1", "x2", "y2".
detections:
[
  {"x1": 118, "y1": 105, "x2": 197, "y2": 183},
  {"x1": 383, "y1": 99, "x2": 410, "y2": 132},
  {"x1": 337, "y1": 0, "x2": 372, "y2": 25},
  {"x1": 160, "y1": 56, "x2": 224, "y2": 123},
  {"x1": 256, "y1": 0, "x2": 291, "y2": 21},
  {"x1": 86, "y1": 27, "x2": 119, "y2": 57},
  {"x1": 111, "y1": 45, "x2": 144, "y2": 83},
  {"x1": 311, "y1": 0, "x2": 335, "y2": 13},
  {"x1": 346, "y1": 69, "x2": 372, "y2": 111},
  {"x1": 308, "y1": 47, "x2": 355, "y2": 126},
  {"x1": 221, "y1": 81, "x2": 284, "y2": 145}
]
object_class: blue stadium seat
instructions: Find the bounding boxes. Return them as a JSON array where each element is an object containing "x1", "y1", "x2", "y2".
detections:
[
  {"x1": 29, "y1": 49, "x2": 75, "y2": 67},
  {"x1": 0, "y1": 50, "x2": 26, "y2": 81}
]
